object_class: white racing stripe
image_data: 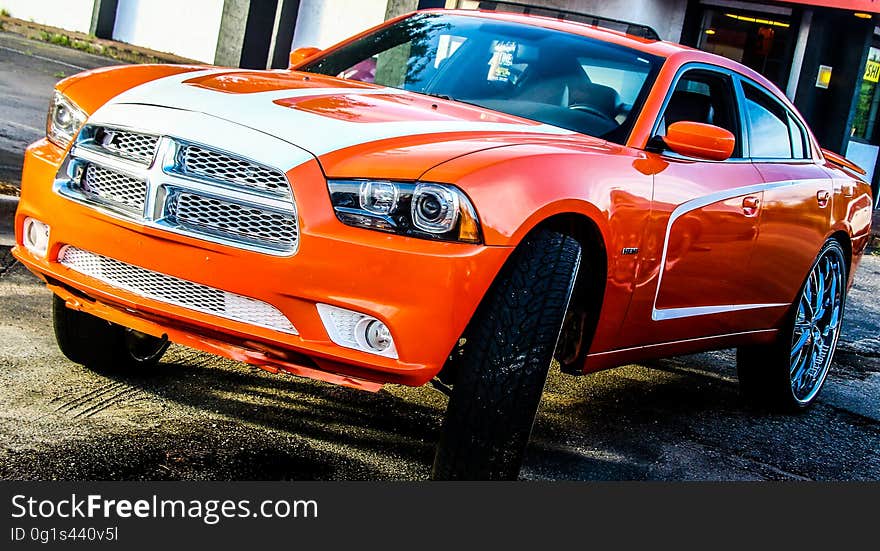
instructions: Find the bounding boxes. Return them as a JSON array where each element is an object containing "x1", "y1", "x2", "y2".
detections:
[
  {"x1": 99, "y1": 68, "x2": 573, "y2": 160},
  {"x1": 651, "y1": 179, "x2": 826, "y2": 321},
  {"x1": 88, "y1": 102, "x2": 314, "y2": 173}
]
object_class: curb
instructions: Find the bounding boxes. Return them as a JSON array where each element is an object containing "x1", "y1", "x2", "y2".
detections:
[{"x1": 0, "y1": 194, "x2": 19, "y2": 247}]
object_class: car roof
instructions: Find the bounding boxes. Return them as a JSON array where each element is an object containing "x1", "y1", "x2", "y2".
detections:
[
  {"x1": 422, "y1": 9, "x2": 785, "y2": 101},
  {"x1": 423, "y1": 9, "x2": 692, "y2": 58}
]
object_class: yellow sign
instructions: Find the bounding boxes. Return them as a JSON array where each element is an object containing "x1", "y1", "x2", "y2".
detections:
[
  {"x1": 865, "y1": 60, "x2": 880, "y2": 83},
  {"x1": 816, "y1": 65, "x2": 832, "y2": 89}
]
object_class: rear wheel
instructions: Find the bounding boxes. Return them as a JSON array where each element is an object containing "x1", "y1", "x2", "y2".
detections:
[
  {"x1": 737, "y1": 240, "x2": 847, "y2": 410},
  {"x1": 53, "y1": 295, "x2": 169, "y2": 372},
  {"x1": 432, "y1": 229, "x2": 582, "y2": 480}
]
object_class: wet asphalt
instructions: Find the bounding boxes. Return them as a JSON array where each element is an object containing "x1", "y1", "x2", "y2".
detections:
[{"x1": 0, "y1": 33, "x2": 878, "y2": 481}]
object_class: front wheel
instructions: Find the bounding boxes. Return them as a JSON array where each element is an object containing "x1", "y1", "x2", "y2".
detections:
[
  {"x1": 53, "y1": 295, "x2": 169, "y2": 372},
  {"x1": 432, "y1": 229, "x2": 582, "y2": 480},
  {"x1": 737, "y1": 240, "x2": 847, "y2": 410}
]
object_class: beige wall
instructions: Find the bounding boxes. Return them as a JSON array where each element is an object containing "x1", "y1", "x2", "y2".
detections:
[
  {"x1": 292, "y1": 0, "x2": 390, "y2": 50},
  {"x1": 0, "y1": 0, "x2": 94, "y2": 33}
]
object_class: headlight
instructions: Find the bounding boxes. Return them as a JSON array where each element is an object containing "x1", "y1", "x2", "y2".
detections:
[
  {"x1": 328, "y1": 180, "x2": 481, "y2": 243},
  {"x1": 46, "y1": 91, "x2": 87, "y2": 148}
]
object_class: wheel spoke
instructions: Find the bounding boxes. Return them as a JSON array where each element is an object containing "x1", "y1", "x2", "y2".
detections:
[
  {"x1": 802, "y1": 275, "x2": 816, "y2": 320},
  {"x1": 813, "y1": 261, "x2": 826, "y2": 321},
  {"x1": 820, "y1": 259, "x2": 842, "y2": 339},
  {"x1": 790, "y1": 329, "x2": 810, "y2": 359},
  {"x1": 790, "y1": 340, "x2": 811, "y2": 380}
]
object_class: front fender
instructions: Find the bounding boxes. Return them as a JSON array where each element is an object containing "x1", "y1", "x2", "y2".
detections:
[
  {"x1": 421, "y1": 143, "x2": 656, "y2": 355},
  {"x1": 419, "y1": 142, "x2": 652, "y2": 247}
]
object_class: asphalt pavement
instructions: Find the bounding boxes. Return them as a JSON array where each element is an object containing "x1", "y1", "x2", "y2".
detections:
[
  {"x1": 0, "y1": 32, "x2": 123, "y2": 186},
  {"x1": 0, "y1": 252, "x2": 877, "y2": 480},
  {"x1": 0, "y1": 32, "x2": 877, "y2": 481}
]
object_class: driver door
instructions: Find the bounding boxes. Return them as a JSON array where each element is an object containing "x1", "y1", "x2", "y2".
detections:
[{"x1": 616, "y1": 67, "x2": 768, "y2": 348}]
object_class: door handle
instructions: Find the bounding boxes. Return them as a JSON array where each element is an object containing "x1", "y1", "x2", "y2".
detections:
[
  {"x1": 817, "y1": 190, "x2": 831, "y2": 208},
  {"x1": 742, "y1": 195, "x2": 760, "y2": 217}
]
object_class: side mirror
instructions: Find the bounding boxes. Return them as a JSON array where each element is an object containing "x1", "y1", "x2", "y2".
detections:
[
  {"x1": 288, "y1": 46, "x2": 322, "y2": 69},
  {"x1": 661, "y1": 121, "x2": 736, "y2": 161}
]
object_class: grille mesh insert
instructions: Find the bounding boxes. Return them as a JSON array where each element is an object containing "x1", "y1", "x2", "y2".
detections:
[
  {"x1": 76, "y1": 164, "x2": 147, "y2": 213},
  {"x1": 59, "y1": 247, "x2": 297, "y2": 334},
  {"x1": 94, "y1": 128, "x2": 159, "y2": 164},
  {"x1": 167, "y1": 193, "x2": 297, "y2": 249},
  {"x1": 181, "y1": 145, "x2": 291, "y2": 197},
  {"x1": 66, "y1": 126, "x2": 299, "y2": 254}
]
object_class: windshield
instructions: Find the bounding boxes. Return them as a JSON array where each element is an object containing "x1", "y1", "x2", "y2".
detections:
[{"x1": 300, "y1": 13, "x2": 662, "y2": 143}]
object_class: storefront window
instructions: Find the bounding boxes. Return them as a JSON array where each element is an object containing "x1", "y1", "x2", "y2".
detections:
[
  {"x1": 697, "y1": 9, "x2": 793, "y2": 88},
  {"x1": 851, "y1": 47, "x2": 880, "y2": 141}
]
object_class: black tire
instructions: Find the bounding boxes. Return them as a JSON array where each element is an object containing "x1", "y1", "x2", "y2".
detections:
[
  {"x1": 53, "y1": 295, "x2": 169, "y2": 372},
  {"x1": 432, "y1": 229, "x2": 582, "y2": 480},
  {"x1": 737, "y1": 240, "x2": 848, "y2": 411}
]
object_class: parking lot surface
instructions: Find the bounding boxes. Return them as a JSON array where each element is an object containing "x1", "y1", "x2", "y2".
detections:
[{"x1": 1, "y1": 249, "x2": 877, "y2": 480}]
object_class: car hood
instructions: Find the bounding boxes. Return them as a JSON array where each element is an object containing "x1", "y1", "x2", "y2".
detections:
[{"x1": 97, "y1": 68, "x2": 598, "y2": 179}]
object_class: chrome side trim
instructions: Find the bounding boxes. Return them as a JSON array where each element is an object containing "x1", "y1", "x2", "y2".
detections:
[
  {"x1": 652, "y1": 303, "x2": 788, "y2": 321},
  {"x1": 589, "y1": 328, "x2": 779, "y2": 357},
  {"x1": 651, "y1": 179, "x2": 825, "y2": 321}
]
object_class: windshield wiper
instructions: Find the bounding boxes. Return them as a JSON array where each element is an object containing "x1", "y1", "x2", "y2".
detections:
[
  {"x1": 421, "y1": 92, "x2": 482, "y2": 109},
  {"x1": 423, "y1": 92, "x2": 456, "y2": 101}
]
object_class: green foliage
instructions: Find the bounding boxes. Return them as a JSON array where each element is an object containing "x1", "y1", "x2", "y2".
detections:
[
  {"x1": 48, "y1": 33, "x2": 70, "y2": 46},
  {"x1": 0, "y1": 8, "x2": 11, "y2": 17}
]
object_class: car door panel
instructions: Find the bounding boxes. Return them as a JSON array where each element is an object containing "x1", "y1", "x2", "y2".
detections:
[
  {"x1": 749, "y1": 162, "x2": 833, "y2": 304},
  {"x1": 609, "y1": 157, "x2": 769, "y2": 350}
]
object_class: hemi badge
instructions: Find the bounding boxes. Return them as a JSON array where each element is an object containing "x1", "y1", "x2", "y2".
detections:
[{"x1": 622, "y1": 247, "x2": 639, "y2": 255}]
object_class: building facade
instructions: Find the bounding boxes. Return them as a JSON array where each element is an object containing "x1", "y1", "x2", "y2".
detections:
[{"x1": 2, "y1": 0, "x2": 878, "y2": 200}]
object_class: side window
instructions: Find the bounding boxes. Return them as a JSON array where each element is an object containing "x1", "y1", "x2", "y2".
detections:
[
  {"x1": 742, "y1": 83, "x2": 793, "y2": 159},
  {"x1": 657, "y1": 69, "x2": 742, "y2": 157},
  {"x1": 787, "y1": 114, "x2": 810, "y2": 159}
]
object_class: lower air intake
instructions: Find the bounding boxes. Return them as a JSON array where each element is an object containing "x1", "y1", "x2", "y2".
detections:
[{"x1": 58, "y1": 246, "x2": 297, "y2": 334}]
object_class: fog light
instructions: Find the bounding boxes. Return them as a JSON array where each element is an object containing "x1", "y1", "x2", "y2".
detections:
[
  {"x1": 23, "y1": 218, "x2": 50, "y2": 258},
  {"x1": 364, "y1": 319, "x2": 393, "y2": 352},
  {"x1": 316, "y1": 303, "x2": 398, "y2": 359}
]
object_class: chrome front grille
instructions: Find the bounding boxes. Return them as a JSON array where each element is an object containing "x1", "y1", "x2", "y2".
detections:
[
  {"x1": 179, "y1": 145, "x2": 291, "y2": 197},
  {"x1": 74, "y1": 164, "x2": 147, "y2": 213},
  {"x1": 59, "y1": 246, "x2": 297, "y2": 334},
  {"x1": 93, "y1": 128, "x2": 159, "y2": 164},
  {"x1": 58, "y1": 124, "x2": 299, "y2": 256},
  {"x1": 167, "y1": 192, "x2": 297, "y2": 250}
]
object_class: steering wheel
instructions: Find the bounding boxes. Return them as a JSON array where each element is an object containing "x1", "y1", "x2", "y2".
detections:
[{"x1": 567, "y1": 103, "x2": 614, "y2": 122}]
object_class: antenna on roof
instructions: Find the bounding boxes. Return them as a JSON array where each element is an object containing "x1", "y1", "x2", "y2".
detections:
[{"x1": 474, "y1": 1, "x2": 661, "y2": 41}]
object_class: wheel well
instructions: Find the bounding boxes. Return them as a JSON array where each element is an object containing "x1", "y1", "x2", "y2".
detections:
[
  {"x1": 534, "y1": 214, "x2": 608, "y2": 375},
  {"x1": 829, "y1": 230, "x2": 853, "y2": 274},
  {"x1": 436, "y1": 213, "x2": 607, "y2": 384}
]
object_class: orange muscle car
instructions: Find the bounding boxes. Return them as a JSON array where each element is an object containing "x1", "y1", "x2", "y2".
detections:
[{"x1": 12, "y1": 9, "x2": 873, "y2": 479}]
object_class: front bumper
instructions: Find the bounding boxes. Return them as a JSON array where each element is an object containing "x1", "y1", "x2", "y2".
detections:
[{"x1": 14, "y1": 139, "x2": 512, "y2": 388}]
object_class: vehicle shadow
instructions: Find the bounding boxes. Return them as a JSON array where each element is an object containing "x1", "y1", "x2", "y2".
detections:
[
  {"x1": 102, "y1": 347, "x2": 447, "y2": 480},
  {"x1": 12, "y1": 343, "x2": 872, "y2": 481},
  {"x1": 93, "y1": 348, "x2": 761, "y2": 481}
]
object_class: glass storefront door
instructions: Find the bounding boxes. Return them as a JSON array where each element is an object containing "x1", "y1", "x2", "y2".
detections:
[
  {"x1": 696, "y1": 7, "x2": 794, "y2": 88},
  {"x1": 848, "y1": 45, "x2": 880, "y2": 202}
]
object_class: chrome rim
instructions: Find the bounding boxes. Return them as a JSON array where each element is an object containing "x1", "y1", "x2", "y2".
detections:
[{"x1": 790, "y1": 247, "x2": 845, "y2": 404}]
